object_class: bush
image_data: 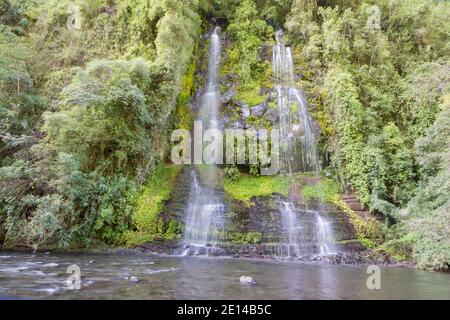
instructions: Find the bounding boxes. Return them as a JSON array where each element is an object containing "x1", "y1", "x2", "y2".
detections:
[{"x1": 224, "y1": 165, "x2": 240, "y2": 181}]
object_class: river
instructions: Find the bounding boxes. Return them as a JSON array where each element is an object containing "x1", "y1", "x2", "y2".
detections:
[{"x1": 0, "y1": 250, "x2": 449, "y2": 299}]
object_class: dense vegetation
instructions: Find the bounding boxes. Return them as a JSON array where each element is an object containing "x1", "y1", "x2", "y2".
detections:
[
  {"x1": 284, "y1": 0, "x2": 449, "y2": 270},
  {"x1": 0, "y1": 0, "x2": 448, "y2": 270},
  {"x1": 0, "y1": 0, "x2": 205, "y2": 248}
]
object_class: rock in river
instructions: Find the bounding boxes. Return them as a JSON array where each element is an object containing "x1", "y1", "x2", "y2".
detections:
[{"x1": 240, "y1": 276, "x2": 256, "y2": 286}]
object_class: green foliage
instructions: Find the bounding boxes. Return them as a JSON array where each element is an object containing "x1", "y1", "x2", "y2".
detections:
[
  {"x1": 27, "y1": 0, "x2": 120, "y2": 97},
  {"x1": 289, "y1": 0, "x2": 448, "y2": 208},
  {"x1": 285, "y1": 0, "x2": 449, "y2": 268},
  {"x1": 0, "y1": 26, "x2": 47, "y2": 165},
  {"x1": 235, "y1": 84, "x2": 267, "y2": 106},
  {"x1": 224, "y1": 174, "x2": 289, "y2": 206},
  {"x1": 224, "y1": 165, "x2": 240, "y2": 181},
  {"x1": 42, "y1": 59, "x2": 153, "y2": 179},
  {"x1": 249, "y1": 164, "x2": 259, "y2": 176},
  {"x1": 228, "y1": 231, "x2": 262, "y2": 244},
  {"x1": 257, "y1": 0, "x2": 293, "y2": 28},
  {"x1": 122, "y1": 165, "x2": 182, "y2": 246},
  {"x1": 397, "y1": 102, "x2": 450, "y2": 270},
  {"x1": 0, "y1": 0, "x2": 35, "y2": 33},
  {"x1": 0, "y1": 0, "x2": 203, "y2": 249},
  {"x1": 224, "y1": 0, "x2": 273, "y2": 107},
  {"x1": 0, "y1": 147, "x2": 138, "y2": 248}
]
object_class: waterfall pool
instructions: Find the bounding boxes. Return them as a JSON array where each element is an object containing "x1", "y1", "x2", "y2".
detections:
[{"x1": 0, "y1": 250, "x2": 449, "y2": 300}]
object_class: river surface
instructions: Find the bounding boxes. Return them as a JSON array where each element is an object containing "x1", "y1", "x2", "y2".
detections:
[{"x1": 0, "y1": 250, "x2": 449, "y2": 299}]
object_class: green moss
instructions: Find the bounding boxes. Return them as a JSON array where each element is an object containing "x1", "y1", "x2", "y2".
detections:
[
  {"x1": 122, "y1": 164, "x2": 182, "y2": 245},
  {"x1": 224, "y1": 174, "x2": 289, "y2": 206},
  {"x1": 235, "y1": 84, "x2": 267, "y2": 106},
  {"x1": 176, "y1": 57, "x2": 196, "y2": 130},
  {"x1": 301, "y1": 178, "x2": 340, "y2": 203}
]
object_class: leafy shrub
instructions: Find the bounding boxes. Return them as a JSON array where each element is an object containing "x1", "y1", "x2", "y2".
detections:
[{"x1": 224, "y1": 165, "x2": 240, "y2": 181}]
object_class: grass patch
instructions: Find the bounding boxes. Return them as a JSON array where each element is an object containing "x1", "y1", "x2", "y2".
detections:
[
  {"x1": 301, "y1": 178, "x2": 340, "y2": 203},
  {"x1": 121, "y1": 164, "x2": 182, "y2": 246},
  {"x1": 223, "y1": 174, "x2": 289, "y2": 206}
]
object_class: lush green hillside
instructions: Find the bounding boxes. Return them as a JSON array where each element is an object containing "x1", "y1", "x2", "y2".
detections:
[
  {"x1": 0, "y1": 0, "x2": 205, "y2": 248},
  {"x1": 0, "y1": 0, "x2": 448, "y2": 270}
]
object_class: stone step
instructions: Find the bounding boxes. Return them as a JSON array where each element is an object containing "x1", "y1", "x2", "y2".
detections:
[
  {"x1": 342, "y1": 197, "x2": 359, "y2": 201},
  {"x1": 343, "y1": 200, "x2": 362, "y2": 205},
  {"x1": 346, "y1": 203, "x2": 365, "y2": 209},
  {"x1": 303, "y1": 178, "x2": 321, "y2": 184},
  {"x1": 355, "y1": 211, "x2": 371, "y2": 218}
]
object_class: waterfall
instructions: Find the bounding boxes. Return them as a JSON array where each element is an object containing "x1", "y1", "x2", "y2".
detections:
[
  {"x1": 273, "y1": 29, "x2": 319, "y2": 173},
  {"x1": 199, "y1": 26, "x2": 221, "y2": 129},
  {"x1": 273, "y1": 30, "x2": 334, "y2": 257},
  {"x1": 317, "y1": 214, "x2": 335, "y2": 255},
  {"x1": 183, "y1": 171, "x2": 224, "y2": 255},
  {"x1": 183, "y1": 27, "x2": 224, "y2": 256},
  {"x1": 279, "y1": 201, "x2": 300, "y2": 257}
]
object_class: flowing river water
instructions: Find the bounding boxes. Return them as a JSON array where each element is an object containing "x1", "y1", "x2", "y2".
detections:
[{"x1": 1, "y1": 250, "x2": 449, "y2": 299}]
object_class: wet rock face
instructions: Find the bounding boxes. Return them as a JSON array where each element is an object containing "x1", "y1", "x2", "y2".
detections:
[
  {"x1": 143, "y1": 167, "x2": 364, "y2": 260},
  {"x1": 155, "y1": 172, "x2": 360, "y2": 255},
  {"x1": 219, "y1": 39, "x2": 277, "y2": 131},
  {"x1": 250, "y1": 102, "x2": 267, "y2": 117},
  {"x1": 137, "y1": 239, "x2": 183, "y2": 255},
  {"x1": 219, "y1": 196, "x2": 361, "y2": 254},
  {"x1": 139, "y1": 177, "x2": 390, "y2": 265},
  {"x1": 211, "y1": 17, "x2": 228, "y2": 26},
  {"x1": 160, "y1": 169, "x2": 193, "y2": 226}
]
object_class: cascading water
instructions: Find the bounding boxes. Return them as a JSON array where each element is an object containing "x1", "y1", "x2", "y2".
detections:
[
  {"x1": 279, "y1": 201, "x2": 300, "y2": 257},
  {"x1": 273, "y1": 30, "x2": 334, "y2": 257},
  {"x1": 183, "y1": 27, "x2": 224, "y2": 256},
  {"x1": 273, "y1": 29, "x2": 320, "y2": 173},
  {"x1": 317, "y1": 214, "x2": 335, "y2": 255},
  {"x1": 183, "y1": 170, "x2": 224, "y2": 255}
]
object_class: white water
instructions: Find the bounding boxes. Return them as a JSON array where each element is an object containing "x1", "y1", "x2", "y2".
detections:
[
  {"x1": 273, "y1": 29, "x2": 320, "y2": 173},
  {"x1": 279, "y1": 201, "x2": 300, "y2": 257},
  {"x1": 317, "y1": 214, "x2": 335, "y2": 255},
  {"x1": 273, "y1": 30, "x2": 334, "y2": 256},
  {"x1": 183, "y1": 171, "x2": 224, "y2": 254},
  {"x1": 183, "y1": 27, "x2": 224, "y2": 256}
]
